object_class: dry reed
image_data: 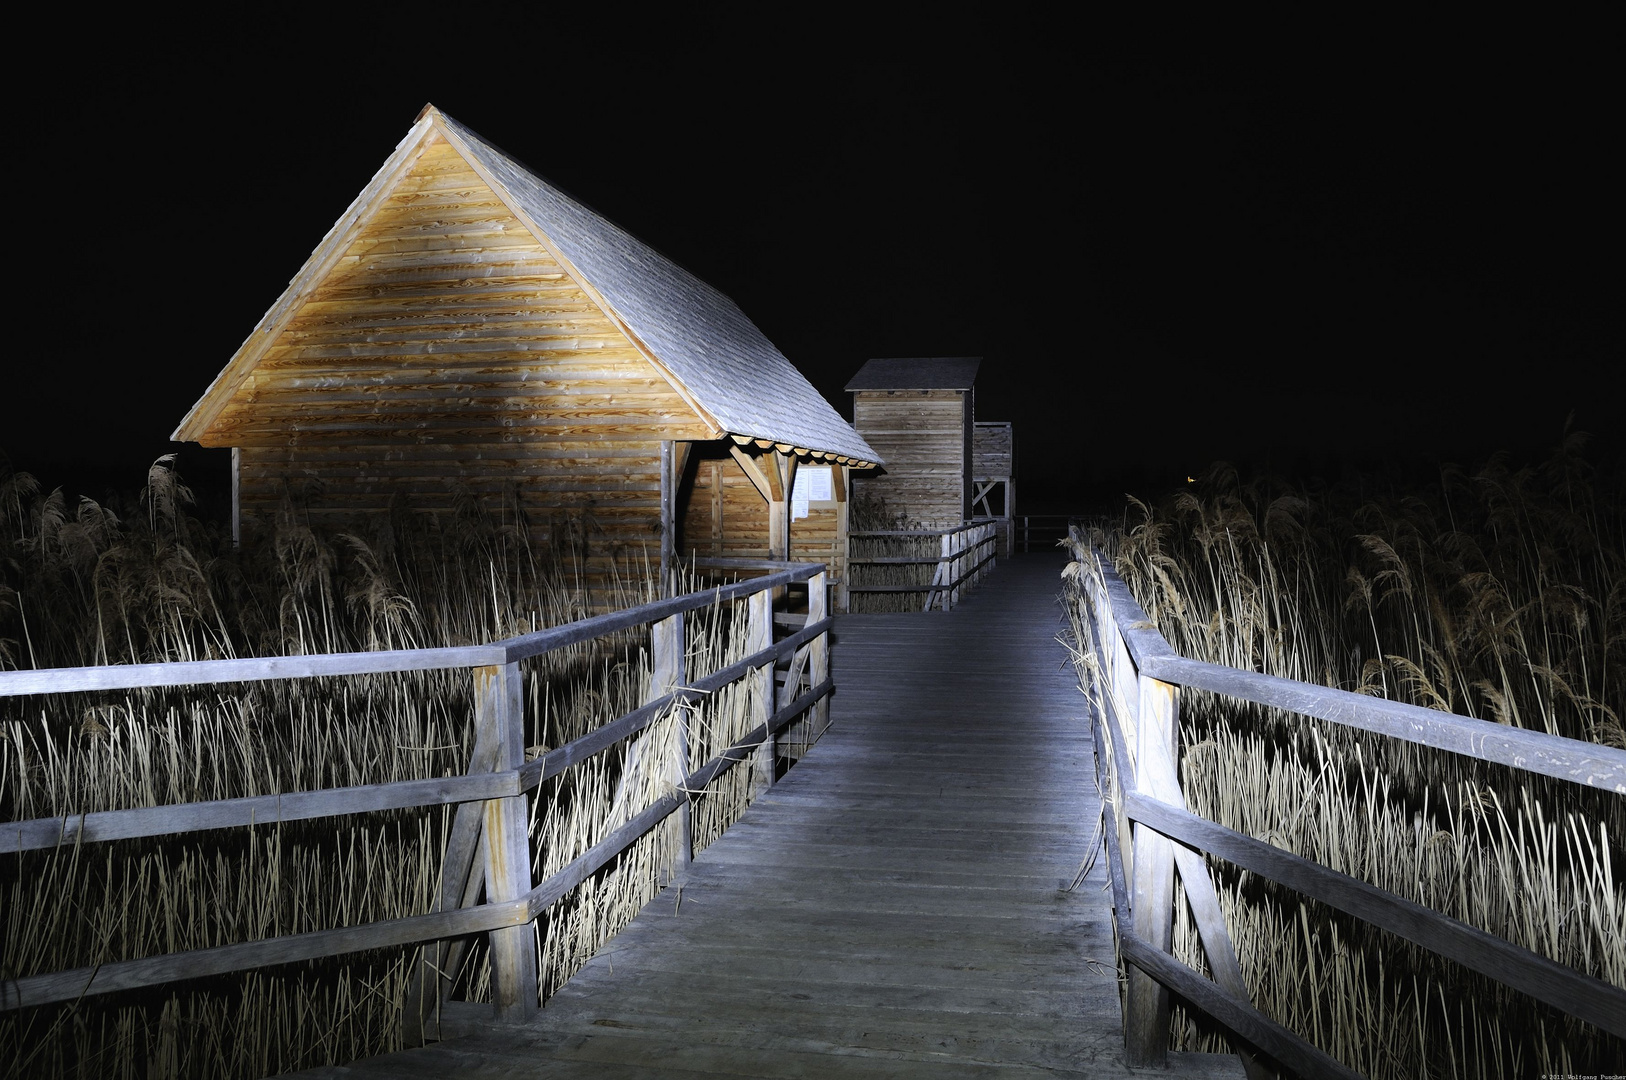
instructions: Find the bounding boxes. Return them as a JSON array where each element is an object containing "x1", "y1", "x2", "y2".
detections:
[
  {"x1": 0, "y1": 455, "x2": 787, "y2": 1078},
  {"x1": 1062, "y1": 438, "x2": 1625, "y2": 1077}
]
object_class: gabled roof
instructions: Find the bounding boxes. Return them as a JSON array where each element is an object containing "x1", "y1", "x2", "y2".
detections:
[
  {"x1": 845, "y1": 357, "x2": 981, "y2": 392},
  {"x1": 175, "y1": 105, "x2": 880, "y2": 467}
]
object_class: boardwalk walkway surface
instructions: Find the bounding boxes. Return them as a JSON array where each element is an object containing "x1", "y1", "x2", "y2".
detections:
[{"x1": 308, "y1": 555, "x2": 1243, "y2": 1079}]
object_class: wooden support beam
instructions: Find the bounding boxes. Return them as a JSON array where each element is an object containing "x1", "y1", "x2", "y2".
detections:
[
  {"x1": 807, "y1": 570, "x2": 830, "y2": 739},
  {"x1": 747, "y1": 589, "x2": 774, "y2": 793},
  {"x1": 650, "y1": 613, "x2": 691, "y2": 877},
  {"x1": 728, "y1": 445, "x2": 773, "y2": 503},
  {"x1": 476, "y1": 662, "x2": 537, "y2": 1021},
  {"x1": 404, "y1": 730, "x2": 500, "y2": 1046},
  {"x1": 1126, "y1": 674, "x2": 1177, "y2": 1067},
  {"x1": 659, "y1": 440, "x2": 675, "y2": 594}
]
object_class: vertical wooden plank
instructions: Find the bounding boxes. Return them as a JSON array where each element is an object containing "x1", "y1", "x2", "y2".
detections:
[
  {"x1": 710, "y1": 462, "x2": 723, "y2": 558},
  {"x1": 808, "y1": 570, "x2": 829, "y2": 738},
  {"x1": 1126, "y1": 673, "x2": 1177, "y2": 1067},
  {"x1": 230, "y1": 447, "x2": 241, "y2": 548},
  {"x1": 403, "y1": 723, "x2": 501, "y2": 1045},
  {"x1": 650, "y1": 613, "x2": 691, "y2": 876},
  {"x1": 659, "y1": 441, "x2": 674, "y2": 595},
  {"x1": 477, "y1": 662, "x2": 538, "y2": 1021},
  {"x1": 748, "y1": 588, "x2": 774, "y2": 792},
  {"x1": 833, "y1": 465, "x2": 850, "y2": 613}
]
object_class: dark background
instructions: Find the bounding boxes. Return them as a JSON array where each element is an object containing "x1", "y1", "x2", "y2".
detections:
[{"x1": 4, "y1": 10, "x2": 1619, "y2": 514}]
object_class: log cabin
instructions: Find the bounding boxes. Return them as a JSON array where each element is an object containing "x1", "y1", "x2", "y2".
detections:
[
  {"x1": 173, "y1": 105, "x2": 879, "y2": 594},
  {"x1": 844, "y1": 357, "x2": 980, "y2": 526}
]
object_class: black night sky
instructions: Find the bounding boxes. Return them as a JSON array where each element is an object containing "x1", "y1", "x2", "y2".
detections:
[{"x1": 5, "y1": 11, "x2": 1619, "y2": 513}]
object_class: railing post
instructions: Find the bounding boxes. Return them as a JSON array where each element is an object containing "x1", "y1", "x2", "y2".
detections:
[
  {"x1": 1125, "y1": 674, "x2": 1177, "y2": 1066},
  {"x1": 748, "y1": 587, "x2": 775, "y2": 792},
  {"x1": 808, "y1": 570, "x2": 829, "y2": 739},
  {"x1": 940, "y1": 531, "x2": 953, "y2": 610},
  {"x1": 476, "y1": 661, "x2": 537, "y2": 1021},
  {"x1": 405, "y1": 681, "x2": 502, "y2": 1046},
  {"x1": 651, "y1": 613, "x2": 691, "y2": 876}
]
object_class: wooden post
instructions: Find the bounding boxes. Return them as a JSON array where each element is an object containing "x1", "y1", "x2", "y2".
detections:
[
  {"x1": 476, "y1": 662, "x2": 537, "y2": 1021},
  {"x1": 651, "y1": 613, "x2": 691, "y2": 876},
  {"x1": 748, "y1": 588, "x2": 774, "y2": 792},
  {"x1": 659, "y1": 441, "x2": 674, "y2": 595},
  {"x1": 230, "y1": 447, "x2": 241, "y2": 548},
  {"x1": 710, "y1": 462, "x2": 724, "y2": 558},
  {"x1": 833, "y1": 465, "x2": 849, "y2": 613},
  {"x1": 1125, "y1": 673, "x2": 1177, "y2": 1067},
  {"x1": 403, "y1": 714, "x2": 501, "y2": 1045},
  {"x1": 808, "y1": 570, "x2": 829, "y2": 738}
]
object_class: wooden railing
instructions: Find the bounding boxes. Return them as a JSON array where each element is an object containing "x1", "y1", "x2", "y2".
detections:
[
  {"x1": 846, "y1": 520, "x2": 998, "y2": 611},
  {"x1": 1017, "y1": 513, "x2": 1083, "y2": 553},
  {"x1": 0, "y1": 562, "x2": 832, "y2": 1034},
  {"x1": 1067, "y1": 543, "x2": 1626, "y2": 1079}
]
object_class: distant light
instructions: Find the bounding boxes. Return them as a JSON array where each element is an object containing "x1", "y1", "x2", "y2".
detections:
[{"x1": 1186, "y1": 476, "x2": 1196, "y2": 483}]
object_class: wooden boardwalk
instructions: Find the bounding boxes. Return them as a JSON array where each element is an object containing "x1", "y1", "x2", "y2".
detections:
[{"x1": 309, "y1": 556, "x2": 1243, "y2": 1078}]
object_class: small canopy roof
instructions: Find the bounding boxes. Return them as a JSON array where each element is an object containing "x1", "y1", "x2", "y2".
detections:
[
  {"x1": 844, "y1": 357, "x2": 981, "y2": 392},
  {"x1": 175, "y1": 105, "x2": 880, "y2": 468}
]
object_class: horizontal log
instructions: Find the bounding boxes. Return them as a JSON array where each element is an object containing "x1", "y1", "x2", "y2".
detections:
[
  {"x1": 500, "y1": 567, "x2": 821, "y2": 663},
  {"x1": 1, "y1": 771, "x2": 520, "y2": 855},
  {"x1": 0, "y1": 891, "x2": 530, "y2": 1010},
  {"x1": 1149, "y1": 654, "x2": 1626, "y2": 795},
  {"x1": 1118, "y1": 931, "x2": 1360, "y2": 1080},
  {"x1": 1086, "y1": 552, "x2": 1626, "y2": 794},
  {"x1": 1124, "y1": 791, "x2": 1626, "y2": 1039},
  {"x1": 0, "y1": 643, "x2": 503, "y2": 697}
]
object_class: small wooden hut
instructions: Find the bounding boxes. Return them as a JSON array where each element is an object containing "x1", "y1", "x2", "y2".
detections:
[
  {"x1": 174, "y1": 105, "x2": 879, "y2": 591},
  {"x1": 844, "y1": 357, "x2": 979, "y2": 526}
]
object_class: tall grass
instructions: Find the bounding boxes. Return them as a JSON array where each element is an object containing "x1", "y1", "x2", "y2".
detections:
[
  {"x1": 1063, "y1": 437, "x2": 1625, "y2": 1077},
  {"x1": 846, "y1": 489, "x2": 944, "y2": 613},
  {"x1": 0, "y1": 455, "x2": 778, "y2": 1078}
]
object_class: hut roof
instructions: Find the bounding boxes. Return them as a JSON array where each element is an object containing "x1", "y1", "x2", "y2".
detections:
[
  {"x1": 844, "y1": 357, "x2": 981, "y2": 392},
  {"x1": 174, "y1": 106, "x2": 880, "y2": 467}
]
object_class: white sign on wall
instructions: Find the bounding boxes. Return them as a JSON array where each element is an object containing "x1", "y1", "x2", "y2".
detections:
[{"x1": 792, "y1": 465, "x2": 833, "y2": 521}]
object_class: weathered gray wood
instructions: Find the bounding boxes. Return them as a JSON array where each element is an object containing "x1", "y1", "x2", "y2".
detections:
[
  {"x1": 477, "y1": 663, "x2": 538, "y2": 1020},
  {"x1": 517, "y1": 617, "x2": 832, "y2": 789},
  {"x1": 404, "y1": 731, "x2": 500, "y2": 1046},
  {"x1": 652, "y1": 613, "x2": 691, "y2": 875},
  {"x1": 1, "y1": 769, "x2": 518, "y2": 855},
  {"x1": 1086, "y1": 550, "x2": 1626, "y2": 795},
  {"x1": 659, "y1": 439, "x2": 675, "y2": 591},
  {"x1": 1153, "y1": 653, "x2": 1626, "y2": 794},
  {"x1": 1124, "y1": 791, "x2": 1626, "y2": 1040},
  {"x1": 1126, "y1": 674, "x2": 1176, "y2": 1067},
  {"x1": 1080, "y1": 568, "x2": 1260, "y2": 1077},
  {"x1": 500, "y1": 563, "x2": 817, "y2": 663},
  {"x1": 2, "y1": 888, "x2": 530, "y2": 1009},
  {"x1": 1118, "y1": 930, "x2": 1363, "y2": 1080},
  {"x1": 748, "y1": 589, "x2": 774, "y2": 792},
  {"x1": 808, "y1": 571, "x2": 830, "y2": 740},
  {"x1": 0, "y1": 643, "x2": 505, "y2": 697}
]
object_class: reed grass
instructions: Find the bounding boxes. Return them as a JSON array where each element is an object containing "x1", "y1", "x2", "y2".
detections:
[
  {"x1": 846, "y1": 489, "x2": 951, "y2": 613},
  {"x1": 1062, "y1": 438, "x2": 1625, "y2": 1077},
  {"x1": 0, "y1": 455, "x2": 780, "y2": 1078}
]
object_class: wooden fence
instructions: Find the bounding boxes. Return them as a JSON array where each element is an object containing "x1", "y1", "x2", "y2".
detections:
[
  {"x1": 1068, "y1": 543, "x2": 1626, "y2": 1079},
  {"x1": 846, "y1": 520, "x2": 997, "y2": 611},
  {"x1": 0, "y1": 561, "x2": 832, "y2": 1036}
]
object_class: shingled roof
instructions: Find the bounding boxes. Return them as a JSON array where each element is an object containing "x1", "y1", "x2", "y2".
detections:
[
  {"x1": 175, "y1": 106, "x2": 880, "y2": 467},
  {"x1": 845, "y1": 357, "x2": 982, "y2": 391}
]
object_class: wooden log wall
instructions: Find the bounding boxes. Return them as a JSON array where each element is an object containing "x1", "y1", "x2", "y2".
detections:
[
  {"x1": 680, "y1": 452, "x2": 842, "y2": 570},
  {"x1": 210, "y1": 136, "x2": 713, "y2": 575},
  {"x1": 851, "y1": 390, "x2": 968, "y2": 526}
]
